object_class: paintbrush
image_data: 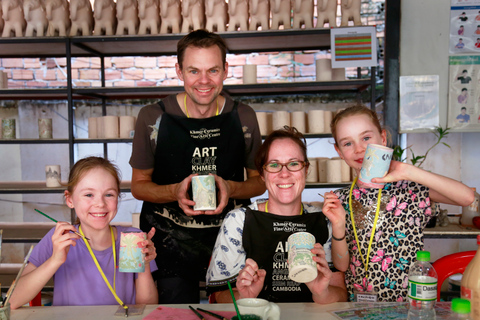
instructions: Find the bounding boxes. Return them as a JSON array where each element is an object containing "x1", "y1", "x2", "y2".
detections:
[
  {"x1": 227, "y1": 281, "x2": 242, "y2": 320},
  {"x1": 34, "y1": 209, "x2": 90, "y2": 240},
  {"x1": 197, "y1": 307, "x2": 229, "y2": 320},
  {"x1": 189, "y1": 305, "x2": 205, "y2": 320},
  {"x1": 3, "y1": 245, "x2": 34, "y2": 307}
]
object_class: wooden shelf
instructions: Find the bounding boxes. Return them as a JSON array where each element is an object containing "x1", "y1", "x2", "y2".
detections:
[
  {"x1": 0, "y1": 29, "x2": 331, "y2": 58},
  {"x1": 0, "y1": 79, "x2": 370, "y2": 101},
  {"x1": 0, "y1": 181, "x2": 132, "y2": 194},
  {"x1": 424, "y1": 223, "x2": 480, "y2": 239}
]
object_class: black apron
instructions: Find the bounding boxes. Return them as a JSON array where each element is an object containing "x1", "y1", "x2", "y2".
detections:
[
  {"x1": 242, "y1": 207, "x2": 329, "y2": 303},
  {"x1": 140, "y1": 100, "x2": 250, "y2": 281}
]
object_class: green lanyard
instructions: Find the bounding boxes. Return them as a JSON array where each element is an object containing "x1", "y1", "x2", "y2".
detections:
[
  {"x1": 348, "y1": 177, "x2": 382, "y2": 278},
  {"x1": 79, "y1": 225, "x2": 128, "y2": 312},
  {"x1": 265, "y1": 200, "x2": 303, "y2": 215}
]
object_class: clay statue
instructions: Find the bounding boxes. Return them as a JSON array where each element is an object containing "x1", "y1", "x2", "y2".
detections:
[
  {"x1": 0, "y1": 6, "x2": 4, "y2": 33},
  {"x1": 160, "y1": 0, "x2": 181, "y2": 34},
  {"x1": 205, "y1": 0, "x2": 227, "y2": 32},
  {"x1": 340, "y1": 0, "x2": 362, "y2": 26},
  {"x1": 24, "y1": 0, "x2": 48, "y2": 36},
  {"x1": 180, "y1": 0, "x2": 204, "y2": 33},
  {"x1": 138, "y1": 0, "x2": 159, "y2": 34},
  {"x1": 226, "y1": 0, "x2": 248, "y2": 31},
  {"x1": 69, "y1": 0, "x2": 93, "y2": 35},
  {"x1": 94, "y1": 0, "x2": 116, "y2": 35},
  {"x1": 45, "y1": 0, "x2": 70, "y2": 36},
  {"x1": 116, "y1": 0, "x2": 138, "y2": 35},
  {"x1": 316, "y1": 0, "x2": 337, "y2": 28},
  {"x1": 0, "y1": 7, "x2": 4, "y2": 34},
  {"x1": 2, "y1": 0, "x2": 26, "y2": 37},
  {"x1": 248, "y1": 0, "x2": 269, "y2": 30},
  {"x1": 270, "y1": 0, "x2": 290, "y2": 30},
  {"x1": 292, "y1": 0, "x2": 313, "y2": 29}
]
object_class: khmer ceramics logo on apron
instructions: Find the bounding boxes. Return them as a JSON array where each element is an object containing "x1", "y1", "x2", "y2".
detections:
[
  {"x1": 190, "y1": 128, "x2": 221, "y2": 139},
  {"x1": 273, "y1": 221, "x2": 307, "y2": 233}
]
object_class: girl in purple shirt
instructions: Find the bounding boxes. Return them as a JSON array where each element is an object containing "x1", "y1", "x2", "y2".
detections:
[{"x1": 9, "y1": 157, "x2": 158, "y2": 309}]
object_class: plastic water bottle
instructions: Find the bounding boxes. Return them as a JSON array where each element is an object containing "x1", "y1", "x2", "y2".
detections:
[
  {"x1": 451, "y1": 298, "x2": 471, "y2": 319},
  {"x1": 407, "y1": 251, "x2": 438, "y2": 320}
]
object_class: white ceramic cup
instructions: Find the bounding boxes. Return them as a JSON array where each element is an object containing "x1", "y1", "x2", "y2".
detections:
[
  {"x1": 287, "y1": 232, "x2": 317, "y2": 283},
  {"x1": 359, "y1": 143, "x2": 393, "y2": 188},
  {"x1": 236, "y1": 298, "x2": 281, "y2": 320},
  {"x1": 38, "y1": 118, "x2": 53, "y2": 139},
  {"x1": 45, "y1": 165, "x2": 61, "y2": 187},
  {"x1": 192, "y1": 175, "x2": 216, "y2": 210},
  {"x1": 243, "y1": 65, "x2": 257, "y2": 84}
]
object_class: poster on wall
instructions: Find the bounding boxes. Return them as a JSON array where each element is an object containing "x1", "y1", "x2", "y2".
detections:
[
  {"x1": 399, "y1": 75, "x2": 439, "y2": 132},
  {"x1": 448, "y1": 56, "x2": 480, "y2": 129},
  {"x1": 330, "y1": 26, "x2": 377, "y2": 68},
  {"x1": 449, "y1": 0, "x2": 480, "y2": 54}
]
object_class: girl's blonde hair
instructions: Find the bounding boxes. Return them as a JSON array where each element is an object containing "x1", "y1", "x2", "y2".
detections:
[
  {"x1": 67, "y1": 156, "x2": 121, "y2": 224},
  {"x1": 330, "y1": 105, "x2": 384, "y2": 147}
]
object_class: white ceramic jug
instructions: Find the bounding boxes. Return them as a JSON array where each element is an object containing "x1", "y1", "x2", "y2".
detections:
[{"x1": 237, "y1": 298, "x2": 280, "y2": 320}]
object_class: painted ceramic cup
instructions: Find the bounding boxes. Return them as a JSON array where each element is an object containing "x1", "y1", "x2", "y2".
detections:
[
  {"x1": 287, "y1": 232, "x2": 317, "y2": 283},
  {"x1": 38, "y1": 118, "x2": 53, "y2": 139},
  {"x1": 119, "y1": 231, "x2": 146, "y2": 273},
  {"x1": 45, "y1": 165, "x2": 61, "y2": 187},
  {"x1": 236, "y1": 298, "x2": 280, "y2": 320},
  {"x1": 358, "y1": 144, "x2": 393, "y2": 188},
  {"x1": 192, "y1": 175, "x2": 216, "y2": 211},
  {"x1": 2, "y1": 119, "x2": 15, "y2": 139}
]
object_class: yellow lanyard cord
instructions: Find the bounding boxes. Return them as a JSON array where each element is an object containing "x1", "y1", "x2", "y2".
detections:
[
  {"x1": 79, "y1": 225, "x2": 128, "y2": 311},
  {"x1": 184, "y1": 93, "x2": 219, "y2": 118},
  {"x1": 348, "y1": 177, "x2": 382, "y2": 278},
  {"x1": 265, "y1": 200, "x2": 303, "y2": 215}
]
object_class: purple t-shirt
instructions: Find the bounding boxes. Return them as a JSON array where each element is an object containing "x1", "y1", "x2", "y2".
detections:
[{"x1": 28, "y1": 225, "x2": 157, "y2": 306}]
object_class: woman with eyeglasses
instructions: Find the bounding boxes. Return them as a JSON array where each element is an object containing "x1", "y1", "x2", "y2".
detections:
[{"x1": 206, "y1": 126, "x2": 349, "y2": 304}]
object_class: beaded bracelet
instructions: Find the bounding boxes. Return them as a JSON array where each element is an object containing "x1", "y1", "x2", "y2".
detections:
[{"x1": 332, "y1": 233, "x2": 346, "y2": 241}]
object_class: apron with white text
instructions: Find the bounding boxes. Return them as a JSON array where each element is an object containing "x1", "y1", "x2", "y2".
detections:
[
  {"x1": 242, "y1": 207, "x2": 329, "y2": 302},
  {"x1": 140, "y1": 100, "x2": 249, "y2": 280}
]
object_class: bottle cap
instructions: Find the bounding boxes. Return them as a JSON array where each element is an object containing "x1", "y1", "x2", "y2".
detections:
[
  {"x1": 417, "y1": 251, "x2": 430, "y2": 261},
  {"x1": 452, "y1": 298, "x2": 471, "y2": 314}
]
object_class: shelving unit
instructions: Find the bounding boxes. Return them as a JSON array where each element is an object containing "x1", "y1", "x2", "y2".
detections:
[{"x1": 0, "y1": 29, "x2": 376, "y2": 223}]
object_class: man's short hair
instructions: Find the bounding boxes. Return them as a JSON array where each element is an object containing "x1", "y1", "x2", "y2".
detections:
[{"x1": 177, "y1": 29, "x2": 228, "y2": 70}]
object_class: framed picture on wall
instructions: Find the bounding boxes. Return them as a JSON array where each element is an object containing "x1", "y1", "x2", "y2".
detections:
[{"x1": 448, "y1": 55, "x2": 480, "y2": 131}]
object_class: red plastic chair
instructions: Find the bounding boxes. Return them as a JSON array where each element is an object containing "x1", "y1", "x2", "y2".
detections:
[
  {"x1": 29, "y1": 291, "x2": 42, "y2": 306},
  {"x1": 431, "y1": 250, "x2": 476, "y2": 301}
]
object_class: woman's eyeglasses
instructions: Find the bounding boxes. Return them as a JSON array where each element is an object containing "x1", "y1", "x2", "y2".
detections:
[{"x1": 263, "y1": 161, "x2": 308, "y2": 173}]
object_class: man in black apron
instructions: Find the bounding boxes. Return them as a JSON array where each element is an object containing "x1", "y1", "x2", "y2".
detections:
[{"x1": 129, "y1": 29, "x2": 266, "y2": 303}]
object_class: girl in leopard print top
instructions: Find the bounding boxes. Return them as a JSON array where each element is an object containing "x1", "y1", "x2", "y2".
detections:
[{"x1": 326, "y1": 105, "x2": 474, "y2": 302}]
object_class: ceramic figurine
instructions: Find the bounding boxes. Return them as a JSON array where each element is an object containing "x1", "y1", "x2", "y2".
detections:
[
  {"x1": 205, "y1": 0, "x2": 227, "y2": 32},
  {"x1": 248, "y1": 0, "x2": 269, "y2": 30},
  {"x1": 0, "y1": 6, "x2": 4, "y2": 33},
  {"x1": 45, "y1": 0, "x2": 70, "y2": 36},
  {"x1": 292, "y1": 0, "x2": 313, "y2": 29},
  {"x1": 340, "y1": 0, "x2": 362, "y2": 26},
  {"x1": 270, "y1": 0, "x2": 290, "y2": 30},
  {"x1": 24, "y1": 0, "x2": 48, "y2": 36},
  {"x1": 116, "y1": 0, "x2": 138, "y2": 35},
  {"x1": 226, "y1": 0, "x2": 248, "y2": 31},
  {"x1": 180, "y1": 0, "x2": 204, "y2": 33},
  {"x1": 2, "y1": 0, "x2": 26, "y2": 37},
  {"x1": 94, "y1": 0, "x2": 116, "y2": 35},
  {"x1": 160, "y1": 0, "x2": 181, "y2": 34},
  {"x1": 316, "y1": 0, "x2": 337, "y2": 28},
  {"x1": 69, "y1": 0, "x2": 93, "y2": 35},
  {"x1": 138, "y1": 0, "x2": 159, "y2": 34}
]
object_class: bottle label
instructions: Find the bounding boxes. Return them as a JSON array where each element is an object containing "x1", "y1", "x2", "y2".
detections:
[
  {"x1": 408, "y1": 278, "x2": 437, "y2": 301},
  {"x1": 461, "y1": 286, "x2": 472, "y2": 299}
]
